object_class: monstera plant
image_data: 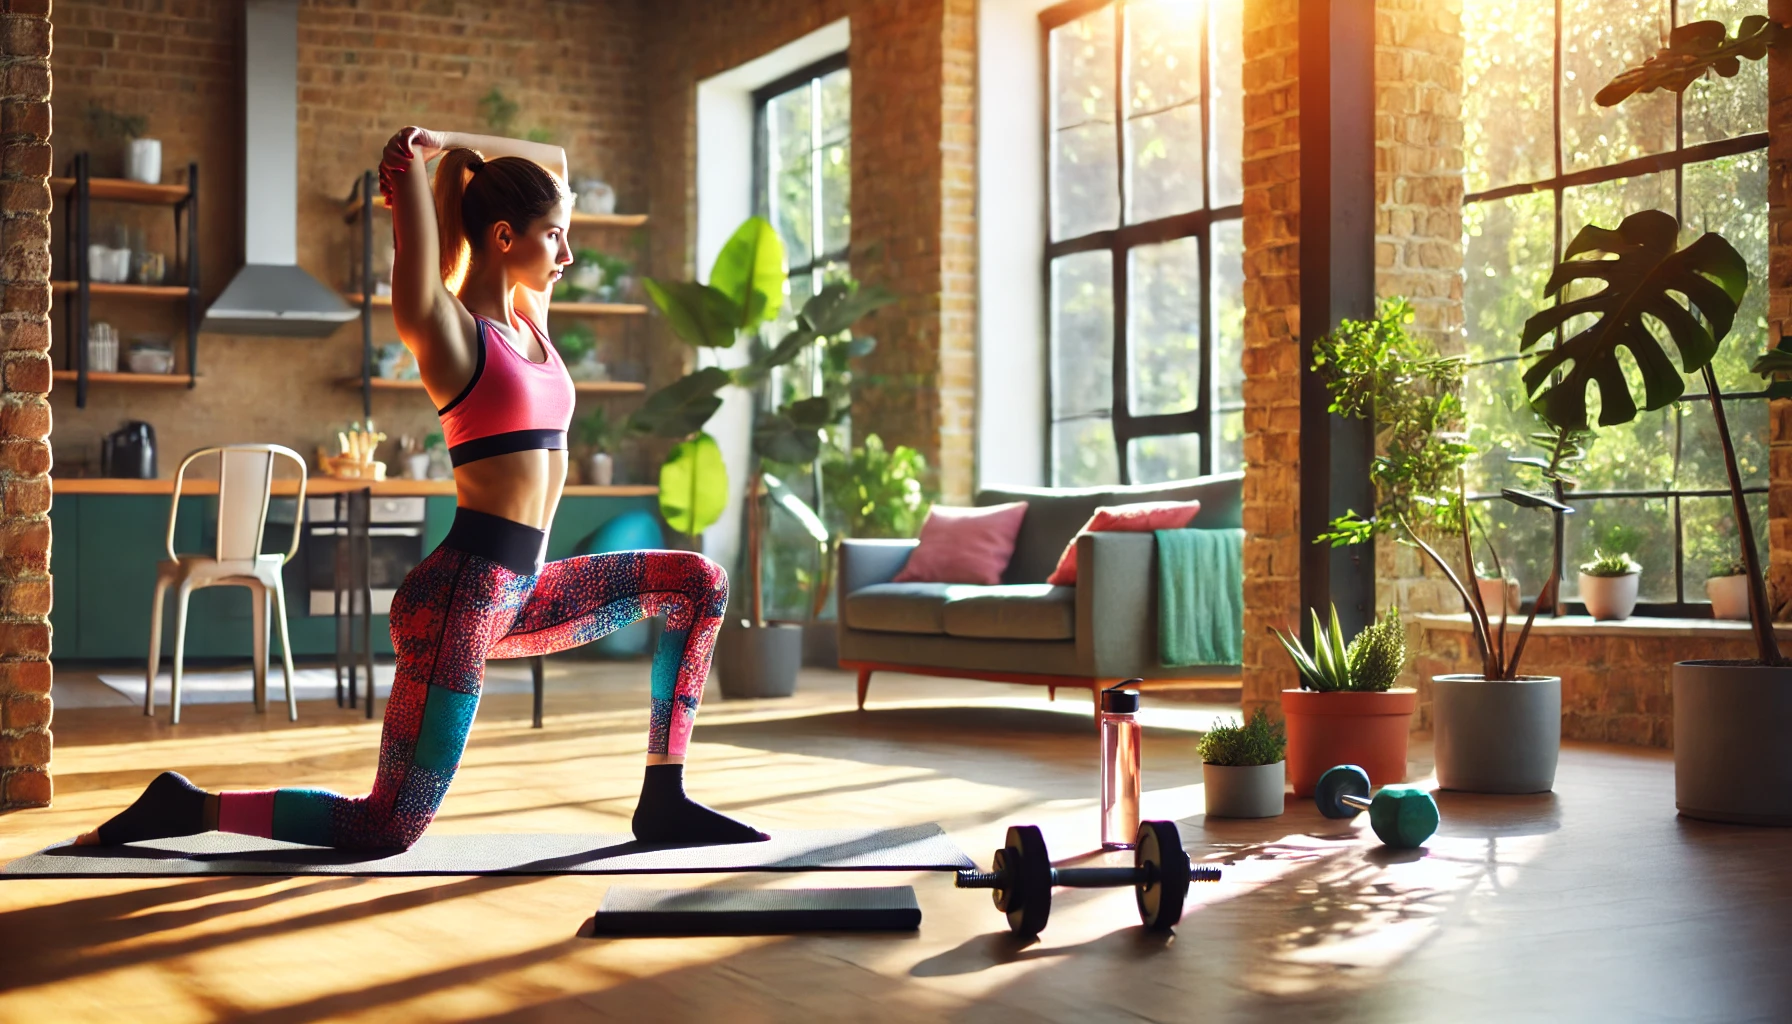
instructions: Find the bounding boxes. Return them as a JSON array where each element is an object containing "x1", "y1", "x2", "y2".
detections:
[{"x1": 1596, "y1": 15, "x2": 1788, "y2": 107}]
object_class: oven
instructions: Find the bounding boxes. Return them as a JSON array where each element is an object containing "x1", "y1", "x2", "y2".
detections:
[{"x1": 302, "y1": 495, "x2": 428, "y2": 616}]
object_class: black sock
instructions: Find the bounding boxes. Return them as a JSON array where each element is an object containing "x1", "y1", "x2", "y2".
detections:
[
  {"x1": 94, "y1": 771, "x2": 209, "y2": 846},
  {"x1": 631, "y1": 764, "x2": 768, "y2": 845}
]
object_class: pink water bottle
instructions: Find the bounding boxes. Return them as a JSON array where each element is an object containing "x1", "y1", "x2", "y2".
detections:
[{"x1": 1100, "y1": 680, "x2": 1142, "y2": 849}]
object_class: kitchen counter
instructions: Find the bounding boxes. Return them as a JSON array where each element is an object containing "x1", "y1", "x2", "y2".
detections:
[{"x1": 52, "y1": 478, "x2": 658, "y2": 497}]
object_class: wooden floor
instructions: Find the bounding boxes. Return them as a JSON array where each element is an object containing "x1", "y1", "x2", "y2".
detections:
[{"x1": 2, "y1": 661, "x2": 1789, "y2": 1023}]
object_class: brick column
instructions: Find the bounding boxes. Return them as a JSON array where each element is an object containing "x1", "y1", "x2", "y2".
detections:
[
  {"x1": 1770, "y1": 0, "x2": 1792, "y2": 617},
  {"x1": 0, "y1": 0, "x2": 54, "y2": 810},
  {"x1": 1240, "y1": 0, "x2": 1303, "y2": 718}
]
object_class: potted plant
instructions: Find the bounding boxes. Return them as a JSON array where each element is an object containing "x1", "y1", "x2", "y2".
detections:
[
  {"x1": 1706, "y1": 556, "x2": 1750, "y2": 621},
  {"x1": 574, "y1": 406, "x2": 617, "y2": 487},
  {"x1": 1474, "y1": 567, "x2": 1519, "y2": 622},
  {"x1": 1272, "y1": 605, "x2": 1413, "y2": 797},
  {"x1": 632, "y1": 216, "x2": 893, "y2": 698},
  {"x1": 1578, "y1": 550, "x2": 1641, "y2": 621},
  {"x1": 1313, "y1": 300, "x2": 1574, "y2": 795},
  {"x1": 1199, "y1": 708, "x2": 1287, "y2": 818}
]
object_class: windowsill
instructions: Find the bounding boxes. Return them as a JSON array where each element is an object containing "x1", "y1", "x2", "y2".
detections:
[{"x1": 1415, "y1": 612, "x2": 1792, "y2": 639}]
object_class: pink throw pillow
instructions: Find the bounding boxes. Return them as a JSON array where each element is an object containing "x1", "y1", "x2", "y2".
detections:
[
  {"x1": 892, "y1": 502, "x2": 1030, "y2": 586},
  {"x1": 1044, "y1": 500, "x2": 1202, "y2": 586}
]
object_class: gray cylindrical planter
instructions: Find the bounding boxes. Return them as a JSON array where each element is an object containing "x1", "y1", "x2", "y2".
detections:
[
  {"x1": 1203, "y1": 761, "x2": 1286, "y2": 818},
  {"x1": 715, "y1": 622, "x2": 802, "y2": 699},
  {"x1": 1578, "y1": 572, "x2": 1638, "y2": 620},
  {"x1": 1432, "y1": 675, "x2": 1560, "y2": 793},
  {"x1": 1674, "y1": 661, "x2": 1792, "y2": 825}
]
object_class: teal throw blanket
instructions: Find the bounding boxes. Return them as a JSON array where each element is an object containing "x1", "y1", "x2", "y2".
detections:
[{"x1": 1156, "y1": 527, "x2": 1244, "y2": 667}]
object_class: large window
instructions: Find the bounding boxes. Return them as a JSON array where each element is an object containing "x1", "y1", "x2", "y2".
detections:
[
  {"x1": 1044, "y1": 0, "x2": 1244, "y2": 486},
  {"x1": 1462, "y1": 0, "x2": 1769, "y2": 613}
]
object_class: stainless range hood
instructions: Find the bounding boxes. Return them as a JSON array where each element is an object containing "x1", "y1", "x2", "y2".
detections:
[{"x1": 203, "y1": 0, "x2": 356, "y2": 338}]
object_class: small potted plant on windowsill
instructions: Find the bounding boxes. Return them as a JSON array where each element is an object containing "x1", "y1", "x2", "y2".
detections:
[
  {"x1": 1199, "y1": 708, "x2": 1287, "y2": 818},
  {"x1": 1706, "y1": 556, "x2": 1750, "y2": 621},
  {"x1": 1579, "y1": 550, "x2": 1641, "y2": 621},
  {"x1": 1273, "y1": 606, "x2": 1412, "y2": 797}
]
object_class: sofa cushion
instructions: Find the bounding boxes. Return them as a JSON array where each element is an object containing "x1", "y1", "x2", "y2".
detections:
[
  {"x1": 941, "y1": 584, "x2": 1076, "y2": 640},
  {"x1": 892, "y1": 501, "x2": 1029, "y2": 585},
  {"x1": 843, "y1": 583, "x2": 956, "y2": 635},
  {"x1": 978, "y1": 473, "x2": 1244, "y2": 584}
]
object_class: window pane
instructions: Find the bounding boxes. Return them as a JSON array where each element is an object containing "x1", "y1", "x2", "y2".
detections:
[
  {"x1": 1128, "y1": 235, "x2": 1201, "y2": 415},
  {"x1": 768, "y1": 85, "x2": 812, "y2": 168},
  {"x1": 1564, "y1": 496, "x2": 1676, "y2": 602},
  {"x1": 1126, "y1": 0, "x2": 1201, "y2": 112},
  {"x1": 1463, "y1": 191, "x2": 1555, "y2": 366},
  {"x1": 1211, "y1": 217, "x2": 1243, "y2": 471},
  {"x1": 1129, "y1": 432, "x2": 1203, "y2": 484},
  {"x1": 1126, "y1": 103, "x2": 1203, "y2": 222},
  {"x1": 820, "y1": 141, "x2": 850, "y2": 257},
  {"x1": 1560, "y1": 0, "x2": 1674, "y2": 173},
  {"x1": 1683, "y1": 151, "x2": 1768, "y2": 393},
  {"x1": 1472, "y1": 495, "x2": 1555, "y2": 600},
  {"x1": 1679, "y1": 399, "x2": 1768, "y2": 490},
  {"x1": 1052, "y1": 8, "x2": 1120, "y2": 239},
  {"x1": 1463, "y1": 0, "x2": 1555, "y2": 192},
  {"x1": 1208, "y1": 0, "x2": 1243, "y2": 206},
  {"x1": 775, "y1": 156, "x2": 814, "y2": 269},
  {"x1": 1681, "y1": 492, "x2": 1769, "y2": 600},
  {"x1": 1056, "y1": 417, "x2": 1120, "y2": 486},
  {"x1": 1680, "y1": 0, "x2": 1766, "y2": 145},
  {"x1": 818, "y1": 67, "x2": 851, "y2": 145},
  {"x1": 1464, "y1": 359, "x2": 1539, "y2": 495},
  {"x1": 1052, "y1": 250, "x2": 1114, "y2": 418}
]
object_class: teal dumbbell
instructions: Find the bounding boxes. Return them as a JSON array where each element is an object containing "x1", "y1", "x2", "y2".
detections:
[{"x1": 1313, "y1": 765, "x2": 1439, "y2": 850}]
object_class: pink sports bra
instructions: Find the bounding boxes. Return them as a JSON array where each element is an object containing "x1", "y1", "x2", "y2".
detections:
[{"x1": 436, "y1": 312, "x2": 576, "y2": 467}]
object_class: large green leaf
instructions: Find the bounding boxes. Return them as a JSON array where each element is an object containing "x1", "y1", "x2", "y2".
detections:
[
  {"x1": 1597, "y1": 16, "x2": 1788, "y2": 107},
  {"x1": 753, "y1": 411, "x2": 824, "y2": 465},
  {"x1": 642, "y1": 279, "x2": 741, "y2": 348},
  {"x1": 801, "y1": 281, "x2": 897, "y2": 337},
  {"x1": 762, "y1": 472, "x2": 829, "y2": 544},
  {"x1": 708, "y1": 217, "x2": 786, "y2": 330},
  {"x1": 627, "y1": 365, "x2": 731, "y2": 438},
  {"x1": 659, "y1": 433, "x2": 729, "y2": 537},
  {"x1": 1519, "y1": 209, "x2": 1748, "y2": 431}
]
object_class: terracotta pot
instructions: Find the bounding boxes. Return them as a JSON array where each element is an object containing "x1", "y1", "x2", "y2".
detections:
[
  {"x1": 1476, "y1": 576, "x2": 1520, "y2": 616},
  {"x1": 1674, "y1": 660, "x2": 1792, "y2": 825},
  {"x1": 1707, "y1": 575, "x2": 1749, "y2": 620},
  {"x1": 1280, "y1": 688, "x2": 1417, "y2": 797},
  {"x1": 1578, "y1": 572, "x2": 1638, "y2": 621}
]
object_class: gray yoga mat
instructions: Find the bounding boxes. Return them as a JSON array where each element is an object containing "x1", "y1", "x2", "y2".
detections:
[
  {"x1": 591, "y1": 885, "x2": 922, "y2": 935},
  {"x1": 1, "y1": 824, "x2": 975, "y2": 878}
]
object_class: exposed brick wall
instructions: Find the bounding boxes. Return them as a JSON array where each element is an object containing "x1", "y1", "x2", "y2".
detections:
[
  {"x1": 1239, "y1": 0, "x2": 1302, "y2": 719},
  {"x1": 640, "y1": 0, "x2": 978, "y2": 505},
  {"x1": 47, "y1": 0, "x2": 648, "y2": 478},
  {"x1": 1, "y1": 0, "x2": 55, "y2": 811},
  {"x1": 1770, "y1": 0, "x2": 1792, "y2": 615}
]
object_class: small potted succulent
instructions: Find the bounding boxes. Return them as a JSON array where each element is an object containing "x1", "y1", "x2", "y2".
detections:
[
  {"x1": 1272, "y1": 606, "x2": 1412, "y2": 797},
  {"x1": 1578, "y1": 550, "x2": 1641, "y2": 621},
  {"x1": 1706, "y1": 556, "x2": 1749, "y2": 621},
  {"x1": 1199, "y1": 708, "x2": 1287, "y2": 818}
]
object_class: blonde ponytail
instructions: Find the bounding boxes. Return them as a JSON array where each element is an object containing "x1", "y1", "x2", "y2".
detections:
[{"x1": 433, "y1": 147, "x2": 484, "y2": 293}]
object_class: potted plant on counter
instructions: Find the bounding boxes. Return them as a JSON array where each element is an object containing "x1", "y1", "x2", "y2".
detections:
[
  {"x1": 1272, "y1": 606, "x2": 1412, "y2": 797},
  {"x1": 1313, "y1": 300, "x2": 1575, "y2": 795},
  {"x1": 1578, "y1": 550, "x2": 1641, "y2": 621},
  {"x1": 1199, "y1": 708, "x2": 1287, "y2": 818},
  {"x1": 1706, "y1": 556, "x2": 1749, "y2": 621}
]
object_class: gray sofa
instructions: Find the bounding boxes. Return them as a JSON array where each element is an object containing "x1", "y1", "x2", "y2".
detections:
[{"x1": 837, "y1": 473, "x2": 1244, "y2": 713}]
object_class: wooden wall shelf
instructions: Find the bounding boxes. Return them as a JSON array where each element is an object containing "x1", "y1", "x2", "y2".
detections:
[
  {"x1": 338, "y1": 376, "x2": 644, "y2": 394},
  {"x1": 49, "y1": 177, "x2": 190, "y2": 204},
  {"x1": 52, "y1": 370, "x2": 194, "y2": 387},
  {"x1": 51, "y1": 282, "x2": 191, "y2": 299}
]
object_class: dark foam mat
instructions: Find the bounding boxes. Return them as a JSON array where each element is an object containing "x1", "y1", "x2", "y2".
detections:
[
  {"x1": 590, "y1": 885, "x2": 921, "y2": 935},
  {"x1": 1, "y1": 825, "x2": 974, "y2": 878}
]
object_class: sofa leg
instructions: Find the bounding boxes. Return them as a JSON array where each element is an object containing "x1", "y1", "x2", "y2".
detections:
[
  {"x1": 856, "y1": 669, "x2": 872, "y2": 711},
  {"x1": 1048, "y1": 685, "x2": 1056, "y2": 702}
]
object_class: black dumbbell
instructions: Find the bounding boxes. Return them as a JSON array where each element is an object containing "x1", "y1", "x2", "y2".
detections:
[{"x1": 955, "y1": 820, "x2": 1221, "y2": 936}]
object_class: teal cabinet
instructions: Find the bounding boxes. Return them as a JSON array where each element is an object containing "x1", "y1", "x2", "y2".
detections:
[{"x1": 52, "y1": 492, "x2": 661, "y2": 664}]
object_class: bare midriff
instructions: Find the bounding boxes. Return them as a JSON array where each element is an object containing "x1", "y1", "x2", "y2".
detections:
[{"x1": 452, "y1": 448, "x2": 567, "y2": 530}]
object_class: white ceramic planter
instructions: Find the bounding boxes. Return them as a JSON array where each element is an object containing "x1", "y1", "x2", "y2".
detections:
[
  {"x1": 1476, "y1": 576, "x2": 1520, "y2": 617},
  {"x1": 1578, "y1": 572, "x2": 1638, "y2": 621},
  {"x1": 1673, "y1": 661, "x2": 1792, "y2": 825},
  {"x1": 586, "y1": 452, "x2": 614, "y2": 487},
  {"x1": 1432, "y1": 675, "x2": 1560, "y2": 793},
  {"x1": 1707, "y1": 575, "x2": 1749, "y2": 620},
  {"x1": 1202, "y1": 761, "x2": 1286, "y2": 818}
]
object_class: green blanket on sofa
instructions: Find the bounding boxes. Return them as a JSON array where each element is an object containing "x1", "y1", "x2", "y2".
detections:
[{"x1": 1155, "y1": 527, "x2": 1244, "y2": 667}]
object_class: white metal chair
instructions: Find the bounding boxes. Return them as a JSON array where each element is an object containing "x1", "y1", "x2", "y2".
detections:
[{"x1": 146, "y1": 444, "x2": 307, "y2": 724}]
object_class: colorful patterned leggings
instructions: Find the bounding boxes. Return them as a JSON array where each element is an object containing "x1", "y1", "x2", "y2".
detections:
[{"x1": 214, "y1": 525, "x2": 728, "y2": 850}]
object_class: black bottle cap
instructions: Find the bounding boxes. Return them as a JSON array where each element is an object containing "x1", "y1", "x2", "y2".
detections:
[{"x1": 1102, "y1": 679, "x2": 1141, "y2": 714}]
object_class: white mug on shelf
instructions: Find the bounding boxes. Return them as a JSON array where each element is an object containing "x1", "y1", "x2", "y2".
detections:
[{"x1": 126, "y1": 138, "x2": 162, "y2": 185}]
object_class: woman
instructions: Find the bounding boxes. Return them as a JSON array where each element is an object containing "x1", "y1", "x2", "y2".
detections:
[{"x1": 79, "y1": 127, "x2": 764, "y2": 850}]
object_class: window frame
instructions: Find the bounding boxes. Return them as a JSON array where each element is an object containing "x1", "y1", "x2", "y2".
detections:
[
  {"x1": 1040, "y1": 0, "x2": 1243, "y2": 485},
  {"x1": 1462, "y1": 0, "x2": 1769, "y2": 618},
  {"x1": 751, "y1": 52, "x2": 852, "y2": 286}
]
